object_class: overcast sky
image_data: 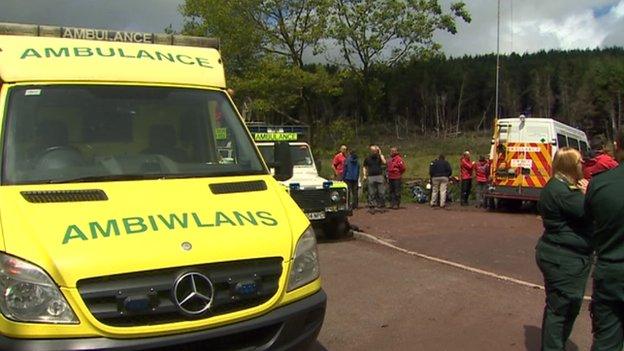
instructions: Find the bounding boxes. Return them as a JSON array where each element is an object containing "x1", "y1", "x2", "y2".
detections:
[{"x1": 1, "y1": 0, "x2": 624, "y2": 57}]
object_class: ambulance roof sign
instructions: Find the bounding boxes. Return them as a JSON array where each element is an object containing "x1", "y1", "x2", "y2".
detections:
[
  {"x1": 253, "y1": 132, "x2": 298, "y2": 142},
  {"x1": 0, "y1": 22, "x2": 219, "y2": 49}
]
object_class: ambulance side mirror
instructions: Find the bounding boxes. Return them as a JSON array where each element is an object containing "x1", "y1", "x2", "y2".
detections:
[{"x1": 273, "y1": 142, "x2": 293, "y2": 181}]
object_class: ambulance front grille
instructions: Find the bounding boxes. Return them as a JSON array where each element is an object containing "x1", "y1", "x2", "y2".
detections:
[
  {"x1": 77, "y1": 258, "x2": 282, "y2": 327},
  {"x1": 290, "y1": 189, "x2": 331, "y2": 212}
]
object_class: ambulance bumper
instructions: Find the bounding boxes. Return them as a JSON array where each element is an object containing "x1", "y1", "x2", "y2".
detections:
[
  {"x1": 487, "y1": 185, "x2": 541, "y2": 201},
  {"x1": 0, "y1": 290, "x2": 327, "y2": 351}
]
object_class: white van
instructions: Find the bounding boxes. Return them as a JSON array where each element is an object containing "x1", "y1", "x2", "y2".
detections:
[{"x1": 488, "y1": 116, "x2": 588, "y2": 203}]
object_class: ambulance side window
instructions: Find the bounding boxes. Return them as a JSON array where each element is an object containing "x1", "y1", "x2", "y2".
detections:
[
  {"x1": 557, "y1": 134, "x2": 568, "y2": 148},
  {"x1": 568, "y1": 138, "x2": 580, "y2": 150}
]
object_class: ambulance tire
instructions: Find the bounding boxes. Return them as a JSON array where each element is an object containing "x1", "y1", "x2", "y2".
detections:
[
  {"x1": 486, "y1": 198, "x2": 500, "y2": 212},
  {"x1": 323, "y1": 217, "x2": 351, "y2": 240}
]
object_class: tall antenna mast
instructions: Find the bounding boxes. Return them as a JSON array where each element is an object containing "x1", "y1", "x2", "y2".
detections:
[{"x1": 495, "y1": 0, "x2": 501, "y2": 122}]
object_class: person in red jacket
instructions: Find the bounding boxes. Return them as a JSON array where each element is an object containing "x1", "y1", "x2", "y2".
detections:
[
  {"x1": 332, "y1": 144, "x2": 348, "y2": 180},
  {"x1": 474, "y1": 155, "x2": 490, "y2": 208},
  {"x1": 460, "y1": 151, "x2": 475, "y2": 206},
  {"x1": 387, "y1": 147, "x2": 406, "y2": 209},
  {"x1": 583, "y1": 135, "x2": 618, "y2": 180}
]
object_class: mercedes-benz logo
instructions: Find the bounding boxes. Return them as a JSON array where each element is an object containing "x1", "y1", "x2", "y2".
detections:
[{"x1": 172, "y1": 272, "x2": 214, "y2": 316}]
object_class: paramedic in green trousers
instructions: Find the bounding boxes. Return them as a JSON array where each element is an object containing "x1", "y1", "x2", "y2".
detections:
[
  {"x1": 585, "y1": 129, "x2": 624, "y2": 351},
  {"x1": 536, "y1": 147, "x2": 592, "y2": 351}
]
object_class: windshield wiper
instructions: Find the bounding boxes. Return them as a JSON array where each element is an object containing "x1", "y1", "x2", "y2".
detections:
[
  {"x1": 41, "y1": 170, "x2": 267, "y2": 184},
  {"x1": 45, "y1": 174, "x2": 179, "y2": 184}
]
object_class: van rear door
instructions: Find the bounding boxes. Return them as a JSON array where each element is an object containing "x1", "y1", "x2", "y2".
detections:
[{"x1": 492, "y1": 120, "x2": 553, "y2": 197}]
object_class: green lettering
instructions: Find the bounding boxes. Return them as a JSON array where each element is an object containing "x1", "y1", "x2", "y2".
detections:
[
  {"x1": 176, "y1": 54, "x2": 194, "y2": 65},
  {"x1": 20, "y1": 48, "x2": 41, "y2": 59},
  {"x1": 192, "y1": 212, "x2": 214, "y2": 227},
  {"x1": 196, "y1": 57, "x2": 213, "y2": 68},
  {"x1": 44, "y1": 47, "x2": 69, "y2": 58},
  {"x1": 136, "y1": 49, "x2": 155, "y2": 60},
  {"x1": 148, "y1": 215, "x2": 159, "y2": 231},
  {"x1": 233, "y1": 211, "x2": 257, "y2": 226},
  {"x1": 89, "y1": 220, "x2": 120, "y2": 239},
  {"x1": 62, "y1": 225, "x2": 88, "y2": 244},
  {"x1": 118, "y1": 48, "x2": 136, "y2": 58},
  {"x1": 96, "y1": 47, "x2": 116, "y2": 57},
  {"x1": 156, "y1": 51, "x2": 175, "y2": 62},
  {"x1": 123, "y1": 217, "x2": 148, "y2": 234},
  {"x1": 215, "y1": 211, "x2": 236, "y2": 226},
  {"x1": 74, "y1": 47, "x2": 93, "y2": 57},
  {"x1": 158, "y1": 213, "x2": 189, "y2": 230},
  {"x1": 256, "y1": 211, "x2": 278, "y2": 226}
]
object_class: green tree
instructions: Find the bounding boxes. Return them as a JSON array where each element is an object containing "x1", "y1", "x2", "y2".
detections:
[
  {"x1": 180, "y1": 0, "x2": 331, "y2": 69},
  {"x1": 329, "y1": 0, "x2": 471, "y2": 121},
  {"x1": 180, "y1": 0, "x2": 334, "y2": 127}
]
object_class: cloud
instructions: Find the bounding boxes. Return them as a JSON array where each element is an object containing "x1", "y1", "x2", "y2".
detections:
[
  {"x1": 0, "y1": 0, "x2": 184, "y2": 33},
  {"x1": 2, "y1": 0, "x2": 624, "y2": 58},
  {"x1": 436, "y1": 0, "x2": 624, "y2": 56}
]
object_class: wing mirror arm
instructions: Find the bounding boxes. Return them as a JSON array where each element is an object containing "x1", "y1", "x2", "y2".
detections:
[{"x1": 273, "y1": 142, "x2": 293, "y2": 181}]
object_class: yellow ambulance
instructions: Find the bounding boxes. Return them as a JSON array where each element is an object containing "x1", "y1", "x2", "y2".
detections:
[{"x1": 0, "y1": 23, "x2": 325, "y2": 350}]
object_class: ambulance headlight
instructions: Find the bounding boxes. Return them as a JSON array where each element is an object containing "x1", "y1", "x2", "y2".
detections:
[
  {"x1": 288, "y1": 227, "x2": 320, "y2": 291},
  {"x1": 0, "y1": 253, "x2": 78, "y2": 324},
  {"x1": 330, "y1": 190, "x2": 341, "y2": 202}
]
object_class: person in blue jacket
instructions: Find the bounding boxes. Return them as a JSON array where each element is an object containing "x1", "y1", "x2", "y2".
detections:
[{"x1": 342, "y1": 150, "x2": 360, "y2": 209}]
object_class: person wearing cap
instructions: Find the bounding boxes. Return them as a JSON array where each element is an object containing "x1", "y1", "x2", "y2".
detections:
[
  {"x1": 332, "y1": 144, "x2": 348, "y2": 180},
  {"x1": 536, "y1": 147, "x2": 591, "y2": 351},
  {"x1": 583, "y1": 135, "x2": 618, "y2": 180},
  {"x1": 585, "y1": 129, "x2": 624, "y2": 350}
]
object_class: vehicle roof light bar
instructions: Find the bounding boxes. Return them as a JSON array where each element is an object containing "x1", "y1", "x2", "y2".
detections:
[{"x1": 0, "y1": 22, "x2": 220, "y2": 50}]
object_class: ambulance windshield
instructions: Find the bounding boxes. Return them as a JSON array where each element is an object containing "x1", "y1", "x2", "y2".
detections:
[{"x1": 2, "y1": 85, "x2": 265, "y2": 184}]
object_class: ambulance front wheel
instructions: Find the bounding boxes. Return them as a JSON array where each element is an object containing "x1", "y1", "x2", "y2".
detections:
[{"x1": 322, "y1": 216, "x2": 351, "y2": 240}]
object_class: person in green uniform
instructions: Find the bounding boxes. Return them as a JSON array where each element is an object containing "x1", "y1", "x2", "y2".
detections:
[
  {"x1": 585, "y1": 130, "x2": 624, "y2": 351},
  {"x1": 536, "y1": 147, "x2": 592, "y2": 351}
]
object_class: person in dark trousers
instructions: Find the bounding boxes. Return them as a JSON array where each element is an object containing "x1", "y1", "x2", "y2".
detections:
[
  {"x1": 475, "y1": 155, "x2": 490, "y2": 208},
  {"x1": 342, "y1": 150, "x2": 360, "y2": 210},
  {"x1": 386, "y1": 147, "x2": 406, "y2": 209},
  {"x1": 585, "y1": 129, "x2": 624, "y2": 350},
  {"x1": 460, "y1": 151, "x2": 474, "y2": 206},
  {"x1": 363, "y1": 145, "x2": 386, "y2": 212},
  {"x1": 583, "y1": 135, "x2": 618, "y2": 180},
  {"x1": 429, "y1": 154, "x2": 452, "y2": 208},
  {"x1": 535, "y1": 147, "x2": 591, "y2": 351}
]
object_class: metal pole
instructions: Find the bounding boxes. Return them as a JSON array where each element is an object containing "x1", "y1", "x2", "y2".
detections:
[{"x1": 495, "y1": 0, "x2": 501, "y2": 122}]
